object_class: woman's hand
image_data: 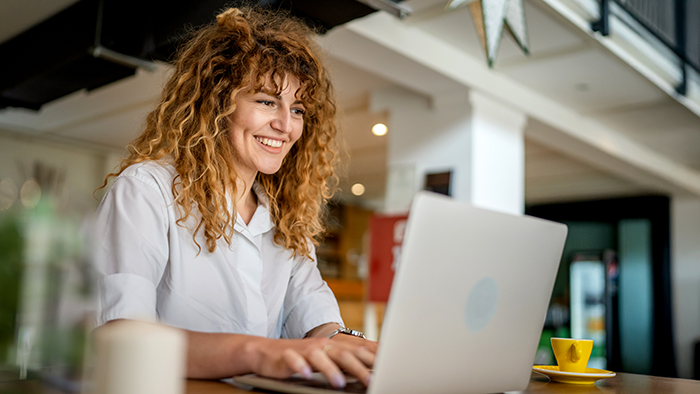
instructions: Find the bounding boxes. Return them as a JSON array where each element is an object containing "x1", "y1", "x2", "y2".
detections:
[
  {"x1": 249, "y1": 334, "x2": 376, "y2": 388},
  {"x1": 183, "y1": 323, "x2": 376, "y2": 388}
]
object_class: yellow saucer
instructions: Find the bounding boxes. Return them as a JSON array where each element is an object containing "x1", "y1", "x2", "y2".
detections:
[{"x1": 532, "y1": 365, "x2": 616, "y2": 385}]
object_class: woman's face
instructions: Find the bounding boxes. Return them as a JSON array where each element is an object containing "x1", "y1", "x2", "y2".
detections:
[{"x1": 229, "y1": 76, "x2": 305, "y2": 182}]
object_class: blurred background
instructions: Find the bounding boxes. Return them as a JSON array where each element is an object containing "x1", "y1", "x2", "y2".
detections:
[{"x1": 1, "y1": 0, "x2": 700, "y2": 388}]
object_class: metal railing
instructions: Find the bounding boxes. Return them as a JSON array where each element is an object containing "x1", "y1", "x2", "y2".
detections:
[{"x1": 592, "y1": 0, "x2": 700, "y2": 95}]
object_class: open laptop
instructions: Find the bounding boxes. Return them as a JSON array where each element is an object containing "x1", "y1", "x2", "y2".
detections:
[{"x1": 234, "y1": 191, "x2": 568, "y2": 394}]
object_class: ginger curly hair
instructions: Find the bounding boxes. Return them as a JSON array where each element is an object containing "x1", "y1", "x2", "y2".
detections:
[{"x1": 100, "y1": 7, "x2": 339, "y2": 258}]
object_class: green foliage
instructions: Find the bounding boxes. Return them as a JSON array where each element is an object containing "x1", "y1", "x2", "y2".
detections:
[{"x1": 0, "y1": 214, "x2": 23, "y2": 364}]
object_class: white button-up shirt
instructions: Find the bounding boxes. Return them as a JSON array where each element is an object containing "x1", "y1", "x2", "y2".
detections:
[{"x1": 93, "y1": 161, "x2": 343, "y2": 338}]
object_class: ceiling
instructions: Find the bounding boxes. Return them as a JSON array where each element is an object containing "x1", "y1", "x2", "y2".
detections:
[
  {"x1": 0, "y1": 0, "x2": 78, "y2": 44},
  {"x1": 1, "y1": 0, "x2": 699, "y2": 207}
]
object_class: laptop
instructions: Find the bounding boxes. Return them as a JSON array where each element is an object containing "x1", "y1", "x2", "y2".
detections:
[{"x1": 234, "y1": 191, "x2": 568, "y2": 394}]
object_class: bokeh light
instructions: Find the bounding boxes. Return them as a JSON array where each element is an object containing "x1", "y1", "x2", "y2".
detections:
[
  {"x1": 351, "y1": 183, "x2": 366, "y2": 196},
  {"x1": 371, "y1": 123, "x2": 387, "y2": 136},
  {"x1": 20, "y1": 179, "x2": 41, "y2": 209}
]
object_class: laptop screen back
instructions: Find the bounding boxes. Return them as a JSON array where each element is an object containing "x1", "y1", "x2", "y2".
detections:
[{"x1": 369, "y1": 192, "x2": 567, "y2": 394}]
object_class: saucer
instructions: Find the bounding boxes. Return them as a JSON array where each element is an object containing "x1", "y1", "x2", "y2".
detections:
[{"x1": 532, "y1": 365, "x2": 616, "y2": 385}]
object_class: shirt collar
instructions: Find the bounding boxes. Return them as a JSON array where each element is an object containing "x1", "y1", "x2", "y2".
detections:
[{"x1": 233, "y1": 181, "x2": 274, "y2": 237}]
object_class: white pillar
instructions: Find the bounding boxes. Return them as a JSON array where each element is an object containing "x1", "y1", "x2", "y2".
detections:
[
  {"x1": 468, "y1": 91, "x2": 526, "y2": 215},
  {"x1": 672, "y1": 197, "x2": 700, "y2": 378},
  {"x1": 375, "y1": 87, "x2": 526, "y2": 215}
]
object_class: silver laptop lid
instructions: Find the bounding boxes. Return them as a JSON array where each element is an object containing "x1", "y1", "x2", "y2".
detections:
[{"x1": 369, "y1": 191, "x2": 567, "y2": 394}]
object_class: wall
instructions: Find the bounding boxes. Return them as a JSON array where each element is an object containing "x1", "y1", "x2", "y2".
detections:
[
  {"x1": 0, "y1": 130, "x2": 123, "y2": 214},
  {"x1": 672, "y1": 197, "x2": 700, "y2": 378}
]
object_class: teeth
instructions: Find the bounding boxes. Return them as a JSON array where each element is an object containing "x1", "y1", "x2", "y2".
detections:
[{"x1": 256, "y1": 137, "x2": 283, "y2": 148}]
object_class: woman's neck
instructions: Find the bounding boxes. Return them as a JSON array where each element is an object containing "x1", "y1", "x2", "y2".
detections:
[{"x1": 234, "y1": 174, "x2": 258, "y2": 225}]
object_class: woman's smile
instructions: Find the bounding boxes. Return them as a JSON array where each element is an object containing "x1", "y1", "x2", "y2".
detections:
[{"x1": 255, "y1": 136, "x2": 284, "y2": 149}]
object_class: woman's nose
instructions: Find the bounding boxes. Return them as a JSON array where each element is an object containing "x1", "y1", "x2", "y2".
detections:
[{"x1": 271, "y1": 110, "x2": 293, "y2": 134}]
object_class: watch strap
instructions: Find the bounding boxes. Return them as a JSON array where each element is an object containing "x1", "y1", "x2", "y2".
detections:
[{"x1": 328, "y1": 327, "x2": 367, "y2": 340}]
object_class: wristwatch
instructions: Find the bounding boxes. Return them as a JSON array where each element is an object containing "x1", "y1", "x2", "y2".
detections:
[{"x1": 328, "y1": 327, "x2": 367, "y2": 340}]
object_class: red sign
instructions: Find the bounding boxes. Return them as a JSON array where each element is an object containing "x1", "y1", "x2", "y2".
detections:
[{"x1": 367, "y1": 214, "x2": 409, "y2": 303}]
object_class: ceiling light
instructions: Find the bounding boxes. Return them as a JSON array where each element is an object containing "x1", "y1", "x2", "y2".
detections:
[
  {"x1": 351, "y1": 183, "x2": 366, "y2": 196},
  {"x1": 372, "y1": 123, "x2": 387, "y2": 136}
]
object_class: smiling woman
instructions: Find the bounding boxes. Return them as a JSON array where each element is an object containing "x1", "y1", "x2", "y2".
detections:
[{"x1": 92, "y1": 6, "x2": 374, "y2": 389}]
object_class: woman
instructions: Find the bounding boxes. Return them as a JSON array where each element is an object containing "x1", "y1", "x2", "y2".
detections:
[{"x1": 93, "y1": 7, "x2": 375, "y2": 388}]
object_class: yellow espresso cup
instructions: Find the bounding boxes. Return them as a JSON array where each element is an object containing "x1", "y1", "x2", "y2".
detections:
[{"x1": 550, "y1": 337, "x2": 593, "y2": 373}]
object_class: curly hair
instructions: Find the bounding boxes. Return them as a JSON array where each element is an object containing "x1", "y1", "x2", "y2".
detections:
[{"x1": 100, "y1": 7, "x2": 339, "y2": 258}]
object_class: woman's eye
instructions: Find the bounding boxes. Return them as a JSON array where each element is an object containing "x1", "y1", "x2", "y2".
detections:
[
  {"x1": 292, "y1": 108, "x2": 306, "y2": 116},
  {"x1": 257, "y1": 100, "x2": 274, "y2": 106}
]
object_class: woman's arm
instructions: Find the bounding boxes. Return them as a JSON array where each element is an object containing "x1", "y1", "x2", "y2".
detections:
[
  {"x1": 186, "y1": 324, "x2": 375, "y2": 388},
  {"x1": 100, "y1": 319, "x2": 373, "y2": 388},
  {"x1": 305, "y1": 322, "x2": 342, "y2": 338}
]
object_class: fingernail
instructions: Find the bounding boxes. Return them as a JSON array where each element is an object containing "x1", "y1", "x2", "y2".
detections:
[
  {"x1": 365, "y1": 374, "x2": 372, "y2": 386},
  {"x1": 332, "y1": 374, "x2": 346, "y2": 388},
  {"x1": 301, "y1": 367, "x2": 313, "y2": 379}
]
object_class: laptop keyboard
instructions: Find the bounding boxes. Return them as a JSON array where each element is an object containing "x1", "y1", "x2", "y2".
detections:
[
  {"x1": 273, "y1": 375, "x2": 368, "y2": 393},
  {"x1": 233, "y1": 371, "x2": 371, "y2": 393}
]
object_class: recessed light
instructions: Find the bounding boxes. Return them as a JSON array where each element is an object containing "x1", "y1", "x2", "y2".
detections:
[
  {"x1": 372, "y1": 123, "x2": 387, "y2": 136},
  {"x1": 575, "y1": 83, "x2": 589, "y2": 92},
  {"x1": 351, "y1": 183, "x2": 366, "y2": 196}
]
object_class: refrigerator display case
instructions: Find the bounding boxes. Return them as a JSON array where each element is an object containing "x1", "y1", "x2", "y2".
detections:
[{"x1": 569, "y1": 250, "x2": 618, "y2": 370}]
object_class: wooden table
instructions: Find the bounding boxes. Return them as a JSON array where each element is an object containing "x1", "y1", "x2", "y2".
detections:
[
  {"x1": 184, "y1": 371, "x2": 700, "y2": 394},
  {"x1": 3, "y1": 371, "x2": 700, "y2": 393}
]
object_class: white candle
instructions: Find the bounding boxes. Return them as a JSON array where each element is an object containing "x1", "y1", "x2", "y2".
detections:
[{"x1": 91, "y1": 320, "x2": 186, "y2": 394}]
